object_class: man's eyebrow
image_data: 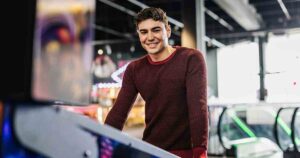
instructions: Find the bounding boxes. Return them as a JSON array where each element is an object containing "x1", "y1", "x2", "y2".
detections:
[
  {"x1": 151, "y1": 26, "x2": 161, "y2": 30},
  {"x1": 139, "y1": 28, "x2": 148, "y2": 32},
  {"x1": 139, "y1": 26, "x2": 162, "y2": 32}
]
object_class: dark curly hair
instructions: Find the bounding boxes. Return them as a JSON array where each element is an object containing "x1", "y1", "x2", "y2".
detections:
[{"x1": 134, "y1": 7, "x2": 168, "y2": 29}]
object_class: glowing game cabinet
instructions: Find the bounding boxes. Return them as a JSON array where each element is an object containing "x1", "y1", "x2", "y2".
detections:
[{"x1": 1, "y1": 103, "x2": 178, "y2": 158}]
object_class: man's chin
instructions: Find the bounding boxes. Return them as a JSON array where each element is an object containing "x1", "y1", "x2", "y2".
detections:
[
  {"x1": 145, "y1": 48, "x2": 158, "y2": 54},
  {"x1": 143, "y1": 45, "x2": 163, "y2": 54},
  {"x1": 147, "y1": 50, "x2": 158, "y2": 54}
]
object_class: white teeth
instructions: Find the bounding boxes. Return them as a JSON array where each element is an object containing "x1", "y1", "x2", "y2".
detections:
[{"x1": 148, "y1": 43, "x2": 157, "y2": 47}]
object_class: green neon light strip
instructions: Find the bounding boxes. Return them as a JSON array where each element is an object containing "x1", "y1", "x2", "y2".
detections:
[
  {"x1": 277, "y1": 118, "x2": 291, "y2": 136},
  {"x1": 268, "y1": 110, "x2": 300, "y2": 146},
  {"x1": 226, "y1": 108, "x2": 300, "y2": 146},
  {"x1": 228, "y1": 110, "x2": 256, "y2": 138},
  {"x1": 276, "y1": 117, "x2": 300, "y2": 145}
]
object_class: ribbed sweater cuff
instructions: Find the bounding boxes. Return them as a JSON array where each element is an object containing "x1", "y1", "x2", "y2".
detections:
[{"x1": 192, "y1": 147, "x2": 207, "y2": 158}]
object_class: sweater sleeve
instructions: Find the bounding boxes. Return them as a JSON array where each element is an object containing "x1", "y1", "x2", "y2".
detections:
[
  {"x1": 186, "y1": 50, "x2": 208, "y2": 151},
  {"x1": 104, "y1": 63, "x2": 138, "y2": 130}
]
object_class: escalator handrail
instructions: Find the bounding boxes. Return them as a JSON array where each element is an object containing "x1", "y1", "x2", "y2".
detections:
[
  {"x1": 274, "y1": 107, "x2": 283, "y2": 151},
  {"x1": 291, "y1": 107, "x2": 300, "y2": 152},
  {"x1": 217, "y1": 106, "x2": 257, "y2": 150},
  {"x1": 217, "y1": 107, "x2": 228, "y2": 150},
  {"x1": 274, "y1": 107, "x2": 297, "y2": 152}
]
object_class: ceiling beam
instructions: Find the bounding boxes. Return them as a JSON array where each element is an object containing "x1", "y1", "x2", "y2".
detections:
[
  {"x1": 127, "y1": 0, "x2": 184, "y2": 28},
  {"x1": 98, "y1": 0, "x2": 136, "y2": 16},
  {"x1": 92, "y1": 39, "x2": 137, "y2": 46},
  {"x1": 210, "y1": 26, "x2": 300, "y2": 39},
  {"x1": 213, "y1": 0, "x2": 263, "y2": 30},
  {"x1": 277, "y1": 0, "x2": 291, "y2": 20},
  {"x1": 204, "y1": 8, "x2": 234, "y2": 31},
  {"x1": 93, "y1": 24, "x2": 134, "y2": 40}
]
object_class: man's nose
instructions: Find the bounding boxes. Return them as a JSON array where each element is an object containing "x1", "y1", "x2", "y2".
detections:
[{"x1": 147, "y1": 32, "x2": 154, "y2": 40}]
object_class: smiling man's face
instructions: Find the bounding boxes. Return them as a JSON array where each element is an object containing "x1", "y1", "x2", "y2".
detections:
[{"x1": 137, "y1": 19, "x2": 171, "y2": 55}]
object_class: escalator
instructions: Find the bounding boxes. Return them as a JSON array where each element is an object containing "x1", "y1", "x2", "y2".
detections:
[
  {"x1": 274, "y1": 107, "x2": 300, "y2": 158},
  {"x1": 208, "y1": 103, "x2": 300, "y2": 158},
  {"x1": 218, "y1": 105, "x2": 282, "y2": 158}
]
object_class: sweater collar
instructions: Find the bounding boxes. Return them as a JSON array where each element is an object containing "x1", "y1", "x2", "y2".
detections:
[{"x1": 147, "y1": 46, "x2": 179, "y2": 65}]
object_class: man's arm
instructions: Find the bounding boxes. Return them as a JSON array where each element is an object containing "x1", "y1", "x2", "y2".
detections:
[
  {"x1": 104, "y1": 64, "x2": 138, "y2": 130},
  {"x1": 186, "y1": 51, "x2": 208, "y2": 158}
]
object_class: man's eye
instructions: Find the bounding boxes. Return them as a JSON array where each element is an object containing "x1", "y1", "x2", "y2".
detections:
[
  {"x1": 140, "y1": 31, "x2": 147, "y2": 34},
  {"x1": 153, "y1": 29, "x2": 160, "y2": 32}
]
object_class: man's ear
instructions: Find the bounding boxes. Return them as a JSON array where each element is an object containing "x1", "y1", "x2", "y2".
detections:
[{"x1": 166, "y1": 24, "x2": 171, "y2": 38}]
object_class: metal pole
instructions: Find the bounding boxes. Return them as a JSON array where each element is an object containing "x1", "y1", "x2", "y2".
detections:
[
  {"x1": 258, "y1": 35, "x2": 267, "y2": 101},
  {"x1": 196, "y1": 0, "x2": 206, "y2": 56}
]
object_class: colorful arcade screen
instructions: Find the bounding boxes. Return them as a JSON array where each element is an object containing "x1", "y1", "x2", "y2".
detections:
[{"x1": 32, "y1": 0, "x2": 95, "y2": 105}]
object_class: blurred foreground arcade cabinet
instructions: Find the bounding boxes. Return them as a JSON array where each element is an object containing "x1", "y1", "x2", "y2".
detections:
[{"x1": 0, "y1": 0, "x2": 178, "y2": 157}]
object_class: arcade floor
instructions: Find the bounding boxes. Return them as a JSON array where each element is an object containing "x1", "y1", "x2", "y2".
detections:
[{"x1": 123, "y1": 124, "x2": 144, "y2": 139}]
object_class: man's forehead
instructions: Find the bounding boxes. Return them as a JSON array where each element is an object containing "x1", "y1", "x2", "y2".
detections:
[{"x1": 137, "y1": 19, "x2": 165, "y2": 30}]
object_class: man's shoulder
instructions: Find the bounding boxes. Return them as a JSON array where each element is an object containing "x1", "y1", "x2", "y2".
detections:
[
  {"x1": 176, "y1": 46, "x2": 204, "y2": 57},
  {"x1": 131, "y1": 55, "x2": 147, "y2": 64},
  {"x1": 126, "y1": 55, "x2": 148, "y2": 69}
]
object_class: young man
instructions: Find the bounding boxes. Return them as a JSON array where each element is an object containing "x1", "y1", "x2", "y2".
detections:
[{"x1": 104, "y1": 7, "x2": 208, "y2": 158}]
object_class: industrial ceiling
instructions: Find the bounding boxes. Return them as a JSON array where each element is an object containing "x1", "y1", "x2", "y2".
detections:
[{"x1": 94, "y1": 0, "x2": 300, "y2": 53}]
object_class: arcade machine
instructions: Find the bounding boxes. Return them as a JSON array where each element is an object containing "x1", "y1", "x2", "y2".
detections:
[{"x1": 0, "y1": 0, "x2": 178, "y2": 157}]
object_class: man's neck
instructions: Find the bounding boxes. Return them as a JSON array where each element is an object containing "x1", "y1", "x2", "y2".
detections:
[{"x1": 148, "y1": 45, "x2": 175, "y2": 62}]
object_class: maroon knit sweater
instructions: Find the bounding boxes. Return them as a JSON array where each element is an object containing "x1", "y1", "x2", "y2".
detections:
[{"x1": 105, "y1": 46, "x2": 208, "y2": 152}]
